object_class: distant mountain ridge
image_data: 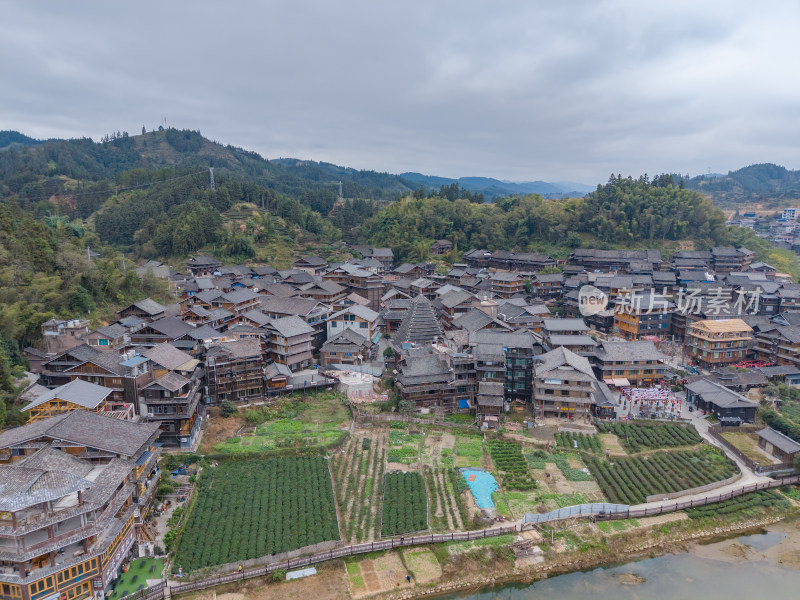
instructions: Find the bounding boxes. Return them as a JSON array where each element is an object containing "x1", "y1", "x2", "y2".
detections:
[
  {"x1": 684, "y1": 163, "x2": 800, "y2": 205},
  {"x1": 400, "y1": 172, "x2": 594, "y2": 199},
  {"x1": 0, "y1": 130, "x2": 53, "y2": 150}
]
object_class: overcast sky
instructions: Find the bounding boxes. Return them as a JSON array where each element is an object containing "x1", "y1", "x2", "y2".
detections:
[{"x1": 2, "y1": 1, "x2": 799, "y2": 185}]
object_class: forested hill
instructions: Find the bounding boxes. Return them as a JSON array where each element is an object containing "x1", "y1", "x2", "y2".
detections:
[
  {"x1": 684, "y1": 163, "x2": 800, "y2": 206},
  {"x1": 0, "y1": 131, "x2": 52, "y2": 150},
  {"x1": 0, "y1": 128, "x2": 415, "y2": 216},
  {"x1": 362, "y1": 175, "x2": 745, "y2": 263}
]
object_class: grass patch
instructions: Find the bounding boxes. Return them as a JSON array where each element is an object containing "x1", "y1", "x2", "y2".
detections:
[
  {"x1": 492, "y1": 492, "x2": 511, "y2": 516},
  {"x1": 213, "y1": 392, "x2": 349, "y2": 454},
  {"x1": 108, "y1": 559, "x2": 164, "y2": 600},
  {"x1": 454, "y1": 435, "x2": 484, "y2": 468},
  {"x1": 721, "y1": 432, "x2": 773, "y2": 463}
]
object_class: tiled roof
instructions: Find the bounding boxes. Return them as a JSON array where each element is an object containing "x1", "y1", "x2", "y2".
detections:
[
  {"x1": 394, "y1": 295, "x2": 444, "y2": 348},
  {"x1": 206, "y1": 338, "x2": 262, "y2": 360},
  {"x1": 130, "y1": 298, "x2": 166, "y2": 316},
  {"x1": 144, "y1": 371, "x2": 191, "y2": 392},
  {"x1": 756, "y1": 427, "x2": 800, "y2": 455},
  {"x1": 321, "y1": 328, "x2": 370, "y2": 351},
  {"x1": 0, "y1": 411, "x2": 160, "y2": 457},
  {"x1": 686, "y1": 379, "x2": 758, "y2": 409},
  {"x1": 259, "y1": 295, "x2": 322, "y2": 317},
  {"x1": 146, "y1": 316, "x2": 193, "y2": 339},
  {"x1": 267, "y1": 315, "x2": 314, "y2": 338},
  {"x1": 0, "y1": 466, "x2": 94, "y2": 512},
  {"x1": 596, "y1": 341, "x2": 666, "y2": 363},
  {"x1": 23, "y1": 380, "x2": 113, "y2": 412},
  {"x1": 330, "y1": 304, "x2": 379, "y2": 322},
  {"x1": 144, "y1": 343, "x2": 197, "y2": 372},
  {"x1": 543, "y1": 318, "x2": 589, "y2": 332},
  {"x1": 535, "y1": 346, "x2": 595, "y2": 378}
]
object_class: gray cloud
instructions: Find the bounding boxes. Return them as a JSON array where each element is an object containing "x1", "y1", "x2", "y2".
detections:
[{"x1": 1, "y1": 1, "x2": 798, "y2": 184}]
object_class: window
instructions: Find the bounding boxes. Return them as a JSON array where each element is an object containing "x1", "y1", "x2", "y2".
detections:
[{"x1": 360, "y1": 322, "x2": 367, "y2": 328}]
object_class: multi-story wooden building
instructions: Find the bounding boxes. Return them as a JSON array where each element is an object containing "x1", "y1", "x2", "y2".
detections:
[
  {"x1": 327, "y1": 305, "x2": 380, "y2": 341},
  {"x1": 533, "y1": 347, "x2": 597, "y2": 419},
  {"x1": 205, "y1": 339, "x2": 264, "y2": 403},
  {"x1": 186, "y1": 255, "x2": 221, "y2": 276},
  {"x1": 568, "y1": 249, "x2": 662, "y2": 273},
  {"x1": 323, "y1": 264, "x2": 384, "y2": 311},
  {"x1": 320, "y1": 329, "x2": 374, "y2": 368},
  {"x1": 711, "y1": 247, "x2": 754, "y2": 273},
  {"x1": 395, "y1": 352, "x2": 459, "y2": 412},
  {"x1": 686, "y1": 318, "x2": 753, "y2": 368},
  {"x1": 612, "y1": 292, "x2": 673, "y2": 340},
  {"x1": 21, "y1": 380, "x2": 122, "y2": 422},
  {"x1": 115, "y1": 298, "x2": 166, "y2": 323},
  {"x1": 754, "y1": 324, "x2": 800, "y2": 368},
  {"x1": 0, "y1": 413, "x2": 161, "y2": 600},
  {"x1": 490, "y1": 273, "x2": 525, "y2": 298},
  {"x1": 265, "y1": 316, "x2": 314, "y2": 372},
  {"x1": 593, "y1": 341, "x2": 667, "y2": 385},
  {"x1": 258, "y1": 296, "x2": 329, "y2": 351}
]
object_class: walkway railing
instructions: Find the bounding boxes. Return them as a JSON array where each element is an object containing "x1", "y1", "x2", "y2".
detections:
[
  {"x1": 122, "y1": 474, "x2": 800, "y2": 600},
  {"x1": 119, "y1": 527, "x2": 518, "y2": 600}
]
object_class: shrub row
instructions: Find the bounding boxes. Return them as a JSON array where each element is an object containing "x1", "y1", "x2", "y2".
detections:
[
  {"x1": 596, "y1": 421, "x2": 702, "y2": 453},
  {"x1": 487, "y1": 440, "x2": 537, "y2": 490},
  {"x1": 584, "y1": 447, "x2": 737, "y2": 505}
]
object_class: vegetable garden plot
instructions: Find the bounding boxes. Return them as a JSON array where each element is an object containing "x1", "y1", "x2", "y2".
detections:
[
  {"x1": 487, "y1": 440, "x2": 537, "y2": 490},
  {"x1": 174, "y1": 457, "x2": 339, "y2": 572},
  {"x1": 595, "y1": 421, "x2": 702, "y2": 453},
  {"x1": 381, "y1": 472, "x2": 428, "y2": 536},
  {"x1": 555, "y1": 432, "x2": 602, "y2": 453},
  {"x1": 583, "y1": 447, "x2": 737, "y2": 505}
]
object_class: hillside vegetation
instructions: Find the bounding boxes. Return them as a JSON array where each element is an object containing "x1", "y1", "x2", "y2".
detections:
[
  {"x1": 684, "y1": 163, "x2": 800, "y2": 207},
  {"x1": 362, "y1": 175, "x2": 730, "y2": 263},
  {"x1": 0, "y1": 203, "x2": 168, "y2": 425}
]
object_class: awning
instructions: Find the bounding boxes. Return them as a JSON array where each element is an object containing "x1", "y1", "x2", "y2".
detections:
[{"x1": 604, "y1": 378, "x2": 630, "y2": 387}]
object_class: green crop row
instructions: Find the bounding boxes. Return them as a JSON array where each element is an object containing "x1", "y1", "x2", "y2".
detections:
[
  {"x1": 174, "y1": 457, "x2": 338, "y2": 572},
  {"x1": 584, "y1": 447, "x2": 737, "y2": 505},
  {"x1": 381, "y1": 472, "x2": 428, "y2": 536},
  {"x1": 596, "y1": 421, "x2": 701, "y2": 453}
]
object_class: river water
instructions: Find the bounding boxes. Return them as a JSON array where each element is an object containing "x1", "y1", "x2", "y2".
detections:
[{"x1": 441, "y1": 530, "x2": 800, "y2": 600}]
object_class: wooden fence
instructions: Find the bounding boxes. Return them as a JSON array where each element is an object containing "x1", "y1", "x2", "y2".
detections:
[
  {"x1": 121, "y1": 473, "x2": 800, "y2": 600},
  {"x1": 119, "y1": 527, "x2": 518, "y2": 600},
  {"x1": 707, "y1": 424, "x2": 795, "y2": 474},
  {"x1": 611, "y1": 474, "x2": 800, "y2": 520}
]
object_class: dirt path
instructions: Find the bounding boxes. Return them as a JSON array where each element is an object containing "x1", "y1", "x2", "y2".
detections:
[
  {"x1": 597, "y1": 433, "x2": 626, "y2": 456},
  {"x1": 199, "y1": 407, "x2": 246, "y2": 453}
]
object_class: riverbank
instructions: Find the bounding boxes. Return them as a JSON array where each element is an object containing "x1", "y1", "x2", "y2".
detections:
[{"x1": 176, "y1": 502, "x2": 800, "y2": 600}]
